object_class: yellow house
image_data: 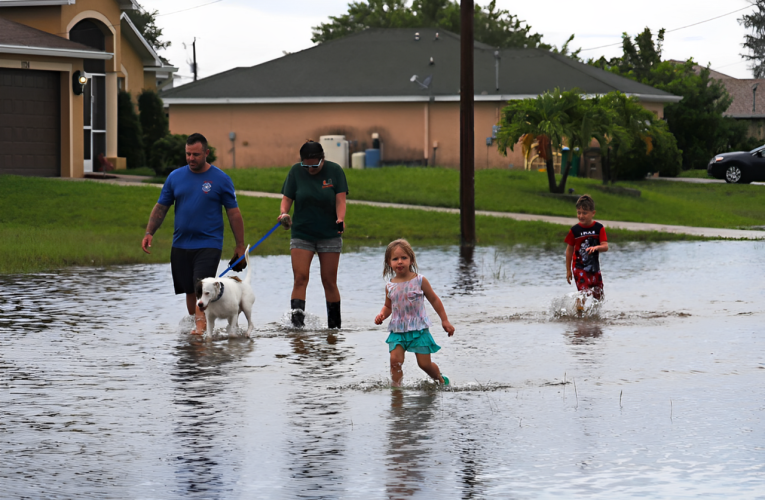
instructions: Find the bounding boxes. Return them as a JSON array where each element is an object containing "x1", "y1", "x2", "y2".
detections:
[{"x1": 0, "y1": 0, "x2": 177, "y2": 177}]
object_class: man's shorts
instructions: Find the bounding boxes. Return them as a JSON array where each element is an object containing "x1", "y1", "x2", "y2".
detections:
[
  {"x1": 573, "y1": 269, "x2": 604, "y2": 300},
  {"x1": 290, "y1": 237, "x2": 343, "y2": 253},
  {"x1": 170, "y1": 247, "x2": 222, "y2": 296}
]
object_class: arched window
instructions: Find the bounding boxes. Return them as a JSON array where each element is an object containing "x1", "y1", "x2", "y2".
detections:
[{"x1": 70, "y1": 19, "x2": 105, "y2": 73}]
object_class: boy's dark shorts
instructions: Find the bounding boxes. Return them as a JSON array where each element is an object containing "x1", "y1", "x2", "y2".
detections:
[
  {"x1": 574, "y1": 269, "x2": 604, "y2": 300},
  {"x1": 171, "y1": 247, "x2": 222, "y2": 296}
]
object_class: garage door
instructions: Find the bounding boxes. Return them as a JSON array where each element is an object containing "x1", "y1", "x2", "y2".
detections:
[{"x1": 0, "y1": 68, "x2": 60, "y2": 176}]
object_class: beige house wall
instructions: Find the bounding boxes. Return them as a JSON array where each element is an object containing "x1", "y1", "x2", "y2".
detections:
[
  {"x1": 0, "y1": 6, "x2": 63, "y2": 34},
  {"x1": 168, "y1": 101, "x2": 526, "y2": 169},
  {"x1": 640, "y1": 100, "x2": 666, "y2": 119},
  {"x1": 143, "y1": 71, "x2": 156, "y2": 92},
  {"x1": 168, "y1": 98, "x2": 662, "y2": 170}
]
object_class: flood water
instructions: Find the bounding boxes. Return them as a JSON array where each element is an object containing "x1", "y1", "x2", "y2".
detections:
[{"x1": 1, "y1": 241, "x2": 764, "y2": 498}]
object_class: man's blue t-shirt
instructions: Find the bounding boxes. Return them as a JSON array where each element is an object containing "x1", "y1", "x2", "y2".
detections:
[{"x1": 157, "y1": 165, "x2": 238, "y2": 250}]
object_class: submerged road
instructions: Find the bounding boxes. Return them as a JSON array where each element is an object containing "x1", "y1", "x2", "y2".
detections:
[{"x1": 71, "y1": 175, "x2": 765, "y2": 240}]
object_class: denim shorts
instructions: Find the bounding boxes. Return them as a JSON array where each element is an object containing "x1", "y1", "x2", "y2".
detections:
[{"x1": 290, "y1": 237, "x2": 343, "y2": 253}]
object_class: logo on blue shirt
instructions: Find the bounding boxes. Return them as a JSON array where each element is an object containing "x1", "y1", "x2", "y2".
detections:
[{"x1": 202, "y1": 181, "x2": 212, "y2": 193}]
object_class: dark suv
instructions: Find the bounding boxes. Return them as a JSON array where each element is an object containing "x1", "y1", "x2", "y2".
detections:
[{"x1": 707, "y1": 145, "x2": 765, "y2": 183}]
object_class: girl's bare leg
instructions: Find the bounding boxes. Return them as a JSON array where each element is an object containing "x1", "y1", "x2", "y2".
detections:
[
  {"x1": 390, "y1": 346, "x2": 405, "y2": 387},
  {"x1": 415, "y1": 353, "x2": 445, "y2": 383}
]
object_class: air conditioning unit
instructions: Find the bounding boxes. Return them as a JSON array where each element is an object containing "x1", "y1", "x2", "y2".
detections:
[{"x1": 319, "y1": 135, "x2": 349, "y2": 168}]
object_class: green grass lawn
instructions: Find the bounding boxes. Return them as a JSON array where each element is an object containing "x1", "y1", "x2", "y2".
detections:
[
  {"x1": 118, "y1": 167, "x2": 156, "y2": 176},
  {"x1": 220, "y1": 166, "x2": 765, "y2": 229},
  {"x1": 677, "y1": 169, "x2": 713, "y2": 179},
  {"x1": 0, "y1": 175, "x2": 696, "y2": 274}
]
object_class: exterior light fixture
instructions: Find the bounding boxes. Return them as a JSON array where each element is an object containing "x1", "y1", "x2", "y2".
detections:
[{"x1": 72, "y1": 70, "x2": 88, "y2": 95}]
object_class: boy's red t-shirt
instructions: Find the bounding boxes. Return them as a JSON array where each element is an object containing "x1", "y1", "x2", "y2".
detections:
[{"x1": 565, "y1": 221, "x2": 607, "y2": 273}]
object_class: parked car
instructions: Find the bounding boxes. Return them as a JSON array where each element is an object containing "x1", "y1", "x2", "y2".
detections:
[{"x1": 707, "y1": 145, "x2": 765, "y2": 183}]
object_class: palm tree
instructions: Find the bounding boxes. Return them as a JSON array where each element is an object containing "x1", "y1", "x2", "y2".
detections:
[
  {"x1": 498, "y1": 88, "x2": 616, "y2": 193},
  {"x1": 496, "y1": 88, "x2": 579, "y2": 193}
]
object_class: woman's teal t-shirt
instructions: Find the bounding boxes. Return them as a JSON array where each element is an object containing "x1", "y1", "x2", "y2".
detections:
[{"x1": 281, "y1": 161, "x2": 349, "y2": 241}]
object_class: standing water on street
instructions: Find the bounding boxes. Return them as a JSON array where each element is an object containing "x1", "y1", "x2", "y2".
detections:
[{"x1": 1, "y1": 241, "x2": 763, "y2": 498}]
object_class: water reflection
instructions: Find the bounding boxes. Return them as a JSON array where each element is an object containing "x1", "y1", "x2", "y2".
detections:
[
  {"x1": 171, "y1": 338, "x2": 253, "y2": 498},
  {"x1": 285, "y1": 330, "x2": 352, "y2": 495},
  {"x1": 385, "y1": 389, "x2": 438, "y2": 498},
  {"x1": 567, "y1": 323, "x2": 604, "y2": 345},
  {"x1": 449, "y1": 246, "x2": 482, "y2": 296}
]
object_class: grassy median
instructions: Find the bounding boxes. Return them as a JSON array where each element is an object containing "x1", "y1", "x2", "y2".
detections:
[
  {"x1": 0, "y1": 175, "x2": 698, "y2": 274},
  {"x1": 219, "y1": 167, "x2": 765, "y2": 229}
]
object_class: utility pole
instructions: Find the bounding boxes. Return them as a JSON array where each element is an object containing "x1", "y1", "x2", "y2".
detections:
[
  {"x1": 460, "y1": 0, "x2": 476, "y2": 247},
  {"x1": 192, "y1": 37, "x2": 198, "y2": 81}
]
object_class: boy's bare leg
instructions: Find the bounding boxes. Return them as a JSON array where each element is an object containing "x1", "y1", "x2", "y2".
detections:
[
  {"x1": 390, "y1": 346, "x2": 405, "y2": 387},
  {"x1": 575, "y1": 294, "x2": 584, "y2": 315},
  {"x1": 415, "y1": 353, "x2": 445, "y2": 383}
]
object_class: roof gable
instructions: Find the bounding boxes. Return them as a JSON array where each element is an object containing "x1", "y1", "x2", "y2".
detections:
[
  {"x1": 0, "y1": 16, "x2": 111, "y2": 59},
  {"x1": 162, "y1": 28, "x2": 677, "y2": 103}
]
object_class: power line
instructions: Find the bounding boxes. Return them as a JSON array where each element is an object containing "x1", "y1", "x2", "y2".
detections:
[
  {"x1": 579, "y1": 5, "x2": 752, "y2": 52},
  {"x1": 712, "y1": 60, "x2": 748, "y2": 71},
  {"x1": 156, "y1": 0, "x2": 223, "y2": 17}
]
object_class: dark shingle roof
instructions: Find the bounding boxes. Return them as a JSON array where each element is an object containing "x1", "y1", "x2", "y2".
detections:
[
  {"x1": 162, "y1": 28, "x2": 677, "y2": 102},
  {"x1": 0, "y1": 17, "x2": 105, "y2": 53},
  {"x1": 720, "y1": 78, "x2": 765, "y2": 118}
]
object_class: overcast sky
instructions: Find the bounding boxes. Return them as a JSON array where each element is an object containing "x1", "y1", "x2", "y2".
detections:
[{"x1": 140, "y1": 0, "x2": 756, "y2": 83}]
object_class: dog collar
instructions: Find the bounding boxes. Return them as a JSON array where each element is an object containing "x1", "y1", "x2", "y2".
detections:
[{"x1": 211, "y1": 283, "x2": 224, "y2": 303}]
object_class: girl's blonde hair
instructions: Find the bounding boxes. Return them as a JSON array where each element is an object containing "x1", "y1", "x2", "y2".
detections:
[{"x1": 383, "y1": 239, "x2": 418, "y2": 278}]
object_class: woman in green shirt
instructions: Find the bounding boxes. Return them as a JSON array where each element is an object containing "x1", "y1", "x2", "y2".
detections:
[{"x1": 278, "y1": 140, "x2": 348, "y2": 328}]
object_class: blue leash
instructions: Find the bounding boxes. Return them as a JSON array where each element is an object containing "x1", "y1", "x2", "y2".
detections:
[{"x1": 218, "y1": 222, "x2": 282, "y2": 277}]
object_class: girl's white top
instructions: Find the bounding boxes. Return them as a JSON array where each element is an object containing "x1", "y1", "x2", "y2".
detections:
[{"x1": 386, "y1": 274, "x2": 432, "y2": 333}]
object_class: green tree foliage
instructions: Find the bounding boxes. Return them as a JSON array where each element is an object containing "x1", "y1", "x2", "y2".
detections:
[
  {"x1": 137, "y1": 89, "x2": 169, "y2": 166},
  {"x1": 497, "y1": 89, "x2": 680, "y2": 190},
  {"x1": 739, "y1": 1, "x2": 765, "y2": 78},
  {"x1": 497, "y1": 89, "x2": 609, "y2": 193},
  {"x1": 117, "y1": 91, "x2": 145, "y2": 169},
  {"x1": 590, "y1": 28, "x2": 755, "y2": 170},
  {"x1": 311, "y1": 0, "x2": 577, "y2": 53},
  {"x1": 126, "y1": 4, "x2": 171, "y2": 51},
  {"x1": 600, "y1": 92, "x2": 681, "y2": 179},
  {"x1": 150, "y1": 134, "x2": 217, "y2": 176}
]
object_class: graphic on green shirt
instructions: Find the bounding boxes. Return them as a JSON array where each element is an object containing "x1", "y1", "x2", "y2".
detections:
[{"x1": 281, "y1": 161, "x2": 349, "y2": 241}]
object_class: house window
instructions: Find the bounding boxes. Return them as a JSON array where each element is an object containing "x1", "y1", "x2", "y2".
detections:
[{"x1": 118, "y1": 77, "x2": 126, "y2": 90}]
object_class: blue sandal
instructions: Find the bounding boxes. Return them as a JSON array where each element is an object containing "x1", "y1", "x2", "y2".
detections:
[{"x1": 441, "y1": 375, "x2": 450, "y2": 386}]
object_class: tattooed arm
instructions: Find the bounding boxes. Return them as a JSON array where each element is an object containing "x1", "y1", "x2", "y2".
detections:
[{"x1": 142, "y1": 203, "x2": 169, "y2": 254}]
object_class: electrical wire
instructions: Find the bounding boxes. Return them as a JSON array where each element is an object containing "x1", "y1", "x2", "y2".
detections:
[
  {"x1": 156, "y1": 0, "x2": 223, "y2": 17},
  {"x1": 579, "y1": 5, "x2": 752, "y2": 52}
]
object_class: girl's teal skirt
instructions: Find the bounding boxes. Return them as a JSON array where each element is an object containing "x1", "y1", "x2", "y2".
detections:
[{"x1": 386, "y1": 328, "x2": 441, "y2": 354}]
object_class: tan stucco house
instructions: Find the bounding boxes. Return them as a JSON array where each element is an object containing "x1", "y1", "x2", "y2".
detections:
[
  {"x1": 0, "y1": 0, "x2": 177, "y2": 177},
  {"x1": 162, "y1": 28, "x2": 680, "y2": 170}
]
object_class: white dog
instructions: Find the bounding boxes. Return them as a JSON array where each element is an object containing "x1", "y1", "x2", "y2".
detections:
[{"x1": 197, "y1": 245, "x2": 255, "y2": 336}]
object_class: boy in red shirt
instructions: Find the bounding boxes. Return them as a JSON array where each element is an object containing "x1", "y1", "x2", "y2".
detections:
[{"x1": 565, "y1": 194, "x2": 608, "y2": 309}]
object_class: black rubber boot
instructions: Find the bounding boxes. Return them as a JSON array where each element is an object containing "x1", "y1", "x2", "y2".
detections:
[
  {"x1": 327, "y1": 301, "x2": 341, "y2": 329},
  {"x1": 290, "y1": 299, "x2": 305, "y2": 327}
]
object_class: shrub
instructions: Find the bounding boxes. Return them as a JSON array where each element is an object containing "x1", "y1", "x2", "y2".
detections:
[
  {"x1": 137, "y1": 89, "x2": 168, "y2": 166},
  {"x1": 149, "y1": 134, "x2": 217, "y2": 175},
  {"x1": 117, "y1": 90, "x2": 145, "y2": 169},
  {"x1": 615, "y1": 122, "x2": 682, "y2": 179}
]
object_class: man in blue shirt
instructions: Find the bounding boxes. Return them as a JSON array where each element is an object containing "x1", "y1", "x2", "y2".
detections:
[{"x1": 141, "y1": 133, "x2": 246, "y2": 334}]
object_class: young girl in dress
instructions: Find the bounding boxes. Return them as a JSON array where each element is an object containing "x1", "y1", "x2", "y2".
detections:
[{"x1": 374, "y1": 239, "x2": 455, "y2": 387}]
